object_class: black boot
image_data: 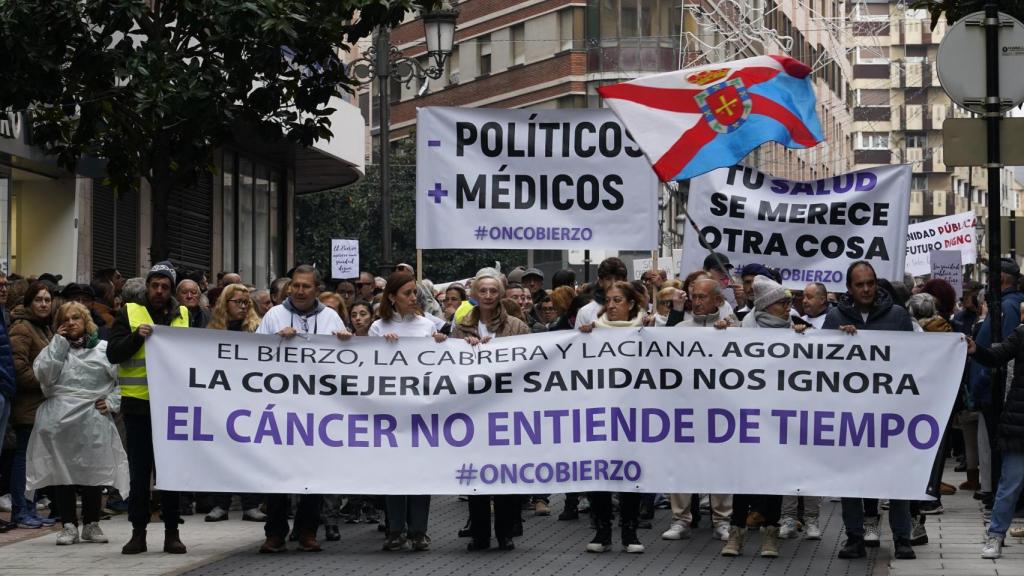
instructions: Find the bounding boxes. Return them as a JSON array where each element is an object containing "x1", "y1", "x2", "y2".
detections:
[
  {"x1": 122, "y1": 528, "x2": 147, "y2": 554},
  {"x1": 586, "y1": 520, "x2": 612, "y2": 553},
  {"x1": 163, "y1": 529, "x2": 187, "y2": 554},
  {"x1": 325, "y1": 524, "x2": 341, "y2": 541},
  {"x1": 621, "y1": 522, "x2": 645, "y2": 553},
  {"x1": 838, "y1": 534, "x2": 866, "y2": 559},
  {"x1": 894, "y1": 537, "x2": 916, "y2": 559}
]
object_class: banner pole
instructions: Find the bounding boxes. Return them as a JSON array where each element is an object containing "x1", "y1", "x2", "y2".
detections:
[
  {"x1": 678, "y1": 202, "x2": 731, "y2": 277},
  {"x1": 416, "y1": 249, "x2": 423, "y2": 282}
]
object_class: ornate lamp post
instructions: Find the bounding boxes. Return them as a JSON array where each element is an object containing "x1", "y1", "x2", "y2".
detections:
[{"x1": 350, "y1": 8, "x2": 458, "y2": 276}]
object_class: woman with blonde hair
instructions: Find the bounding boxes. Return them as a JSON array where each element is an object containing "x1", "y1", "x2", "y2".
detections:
[
  {"x1": 203, "y1": 284, "x2": 265, "y2": 522},
  {"x1": 27, "y1": 301, "x2": 127, "y2": 545}
]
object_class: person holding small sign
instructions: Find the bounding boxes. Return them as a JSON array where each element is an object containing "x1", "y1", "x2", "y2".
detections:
[
  {"x1": 369, "y1": 271, "x2": 447, "y2": 552},
  {"x1": 452, "y1": 268, "x2": 530, "y2": 552}
]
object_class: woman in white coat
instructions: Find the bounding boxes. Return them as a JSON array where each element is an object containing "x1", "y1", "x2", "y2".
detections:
[{"x1": 27, "y1": 302, "x2": 129, "y2": 545}]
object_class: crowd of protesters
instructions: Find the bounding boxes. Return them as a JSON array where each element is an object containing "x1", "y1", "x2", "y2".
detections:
[{"x1": 0, "y1": 253, "x2": 1022, "y2": 560}]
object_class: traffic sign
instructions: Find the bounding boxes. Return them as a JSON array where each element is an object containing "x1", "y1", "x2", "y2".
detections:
[{"x1": 937, "y1": 11, "x2": 1024, "y2": 114}]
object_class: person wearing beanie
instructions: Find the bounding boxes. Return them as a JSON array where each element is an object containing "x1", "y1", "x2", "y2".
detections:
[
  {"x1": 106, "y1": 260, "x2": 191, "y2": 555},
  {"x1": 721, "y1": 275, "x2": 803, "y2": 559},
  {"x1": 823, "y1": 261, "x2": 916, "y2": 560}
]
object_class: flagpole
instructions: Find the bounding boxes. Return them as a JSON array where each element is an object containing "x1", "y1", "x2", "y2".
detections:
[{"x1": 678, "y1": 201, "x2": 733, "y2": 277}]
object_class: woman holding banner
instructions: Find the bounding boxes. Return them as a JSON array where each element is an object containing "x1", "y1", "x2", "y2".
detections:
[
  {"x1": 452, "y1": 268, "x2": 531, "y2": 551},
  {"x1": 370, "y1": 271, "x2": 447, "y2": 552},
  {"x1": 203, "y1": 284, "x2": 267, "y2": 524},
  {"x1": 578, "y1": 281, "x2": 647, "y2": 553},
  {"x1": 724, "y1": 275, "x2": 807, "y2": 558}
]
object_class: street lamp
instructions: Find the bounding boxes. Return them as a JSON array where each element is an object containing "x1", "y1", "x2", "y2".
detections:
[{"x1": 350, "y1": 8, "x2": 459, "y2": 277}]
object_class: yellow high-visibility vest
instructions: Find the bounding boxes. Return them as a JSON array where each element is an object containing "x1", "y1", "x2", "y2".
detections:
[{"x1": 119, "y1": 303, "x2": 189, "y2": 401}]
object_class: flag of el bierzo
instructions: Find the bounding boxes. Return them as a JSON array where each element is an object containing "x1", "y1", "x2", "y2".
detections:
[{"x1": 598, "y1": 55, "x2": 825, "y2": 182}]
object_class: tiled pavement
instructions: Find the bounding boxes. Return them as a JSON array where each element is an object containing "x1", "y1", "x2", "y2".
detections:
[{"x1": 3, "y1": 462, "x2": 1023, "y2": 576}]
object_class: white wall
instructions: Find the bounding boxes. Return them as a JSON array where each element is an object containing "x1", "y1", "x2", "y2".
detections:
[{"x1": 12, "y1": 172, "x2": 78, "y2": 279}]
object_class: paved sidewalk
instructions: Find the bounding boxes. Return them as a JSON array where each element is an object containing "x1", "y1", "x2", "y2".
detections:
[
  {"x1": 888, "y1": 473, "x2": 1024, "y2": 576},
  {"x1": 0, "y1": 509, "x2": 265, "y2": 576},
  {"x1": 4, "y1": 462, "x2": 1022, "y2": 575}
]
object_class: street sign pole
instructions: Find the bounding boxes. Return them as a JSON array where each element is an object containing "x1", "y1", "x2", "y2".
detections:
[
  {"x1": 984, "y1": 0, "x2": 1005, "y2": 501},
  {"x1": 985, "y1": 0, "x2": 1002, "y2": 346}
]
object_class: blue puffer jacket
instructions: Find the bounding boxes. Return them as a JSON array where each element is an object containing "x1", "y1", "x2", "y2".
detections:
[
  {"x1": 968, "y1": 288, "x2": 1024, "y2": 408},
  {"x1": 0, "y1": 313, "x2": 15, "y2": 400},
  {"x1": 821, "y1": 289, "x2": 914, "y2": 332}
]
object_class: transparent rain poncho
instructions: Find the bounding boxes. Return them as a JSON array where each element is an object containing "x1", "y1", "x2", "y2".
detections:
[{"x1": 26, "y1": 334, "x2": 129, "y2": 497}]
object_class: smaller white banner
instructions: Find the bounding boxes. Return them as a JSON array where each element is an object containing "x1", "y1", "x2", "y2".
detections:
[
  {"x1": 930, "y1": 250, "x2": 964, "y2": 297},
  {"x1": 331, "y1": 239, "x2": 359, "y2": 280},
  {"x1": 905, "y1": 211, "x2": 977, "y2": 276},
  {"x1": 680, "y1": 165, "x2": 911, "y2": 291},
  {"x1": 633, "y1": 257, "x2": 675, "y2": 280}
]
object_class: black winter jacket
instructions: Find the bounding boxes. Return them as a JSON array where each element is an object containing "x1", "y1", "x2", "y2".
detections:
[
  {"x1": 821, "y1": 290, "x2": 913, "y2": 332},
  {"x1": 972, "y1": 324, "x2": 1024, "y2": 452}
]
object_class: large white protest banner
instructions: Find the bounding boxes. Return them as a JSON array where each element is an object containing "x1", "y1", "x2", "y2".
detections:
[
  {"x1": 416, "y1": 107, "x2": 659, "y2": 250},
  {"x1": 147, "y1": 325, "x2": 963, "y2": 499},
  {"x1": 680, "y1": 165, "x2": 911, "y2": 292},
  {"x1": 905, "y1": 211, "x2": 977, "y2": 277}
]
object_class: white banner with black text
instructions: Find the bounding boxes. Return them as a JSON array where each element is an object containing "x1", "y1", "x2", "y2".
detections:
[
  {"x1": 415, "y1": 107, "x2": 659, "y2": 250},
  {"x1": 680, "y1": 164, "x2": 911, "y2": 291}
]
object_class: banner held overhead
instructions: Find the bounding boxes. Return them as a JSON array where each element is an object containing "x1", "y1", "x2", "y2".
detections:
[
  {"x1": 416, "y1": 107, "x2": 659, "y2": 250},
  {"x1": 680, "y1": 165, "x2": 911, "y2": 291}
]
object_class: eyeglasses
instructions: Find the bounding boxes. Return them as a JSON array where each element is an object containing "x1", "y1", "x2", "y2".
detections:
[
  {"x1": 228, "y1": 299, "x2": 251, "y2": 307},
  {"x1": 539, "y1": 305, "x2": 556, "y2": 312},
  {"x1": 657, "y1": 300, "x2": 672, "y2": 307}
]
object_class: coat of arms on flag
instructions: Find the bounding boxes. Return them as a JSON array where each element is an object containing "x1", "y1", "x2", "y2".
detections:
[{"x1": 598, "y1": 55, "x2": 825, "y2": 182}]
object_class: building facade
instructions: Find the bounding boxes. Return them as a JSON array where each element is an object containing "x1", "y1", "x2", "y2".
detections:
[
  {"x1": 848, "y1": 0, "x2": 1017, "y2": 266},
  {"x1": 0, "y1": 102, "x2": 365, "y2": 285}
]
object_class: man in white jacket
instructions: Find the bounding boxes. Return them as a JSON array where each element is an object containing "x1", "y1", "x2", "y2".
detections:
[{"x1": 256, "y1": 265, "x2": 346, "y2": 554}]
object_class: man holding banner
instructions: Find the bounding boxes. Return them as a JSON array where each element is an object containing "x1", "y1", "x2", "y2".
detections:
[
  {"x1": 823, "y1": 261, "x2": 915, "y2": 560},
  {"x1": 255, "y1": 265, "x2": 346, "y2": 554}
]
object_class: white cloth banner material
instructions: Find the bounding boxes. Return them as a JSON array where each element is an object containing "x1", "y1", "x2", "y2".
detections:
[
  {"x1": 905, "y1": 211, "x2": 978, "y2": 277},
  {"x1": 416, "y1": 107, "x2": 659, "y2": 250},
  {"x1": 147, "y1": 325, "x2": 963, "y2": 499},
  {"x1": 681, "y1": 165, "x2": 911, "y2": 291}
]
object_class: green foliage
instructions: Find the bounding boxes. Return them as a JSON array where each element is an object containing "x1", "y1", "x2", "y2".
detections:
[
  {"x1": 910, "y1": 0, "x2": 1024, "y2": 30},
  {"x1": 295, "y1": 137, "x2": 525, "y2": 281},
  {"x1": 0, "y1": 0, "x2": 442, "y2": 259}
]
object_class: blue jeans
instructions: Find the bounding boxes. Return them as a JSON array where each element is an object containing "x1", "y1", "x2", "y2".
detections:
[
  {"x1": 841, "y1": 497, "x2": 912, "y2": 540},
  {"x1": 988, "y1": 451, "x2": 1024, "y2": 536},
  {"x1": 10, "y1": 425, "x2": 32, "y2": 520}
]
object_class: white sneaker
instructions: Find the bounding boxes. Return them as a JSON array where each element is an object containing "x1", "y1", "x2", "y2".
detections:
[
  {"x1": 204, "y1": 506, "x2": 228, "y2": 522},
  {"x1": 0, "y1": 493, "x2": 10, "y2": 512},
  {"x1": 243, "y1": 507, "x2": 267, "y2": 522},
  {"x1": 56, "y1": 523, "x2": 79, "y2": 545},
  {"x1": 804, "y1": 518, "x2": 822, "y2": 540},
  {"x1": 982, "y1": 533, "x2": 1003, "y2": 559},
  {"x1": 36, "y1": 497, "x2": 51, "y2": 511},
  {"x1": 864, "y1": 517, "x2": 881, "y2": 547},
  {"x1": 624, "y1": 542, "x2": 645, "y2": 553},
  {"x1": 661, "y1": 522, "x2": 691, "y2": 540},
  {"x1": 778, "y1": 516, "x2": 799, "y2": 539},
  {"x1": 714, "y1": 522, "x2": 731, "y2": 541},
  {"x1": 80, "y1": 522, "x2": 108, "y2": 543}
]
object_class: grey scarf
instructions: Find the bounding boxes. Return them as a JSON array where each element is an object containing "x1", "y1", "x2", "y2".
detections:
[{"x1": 743, "y1": 310, "x2": 792, "y2": 329}]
